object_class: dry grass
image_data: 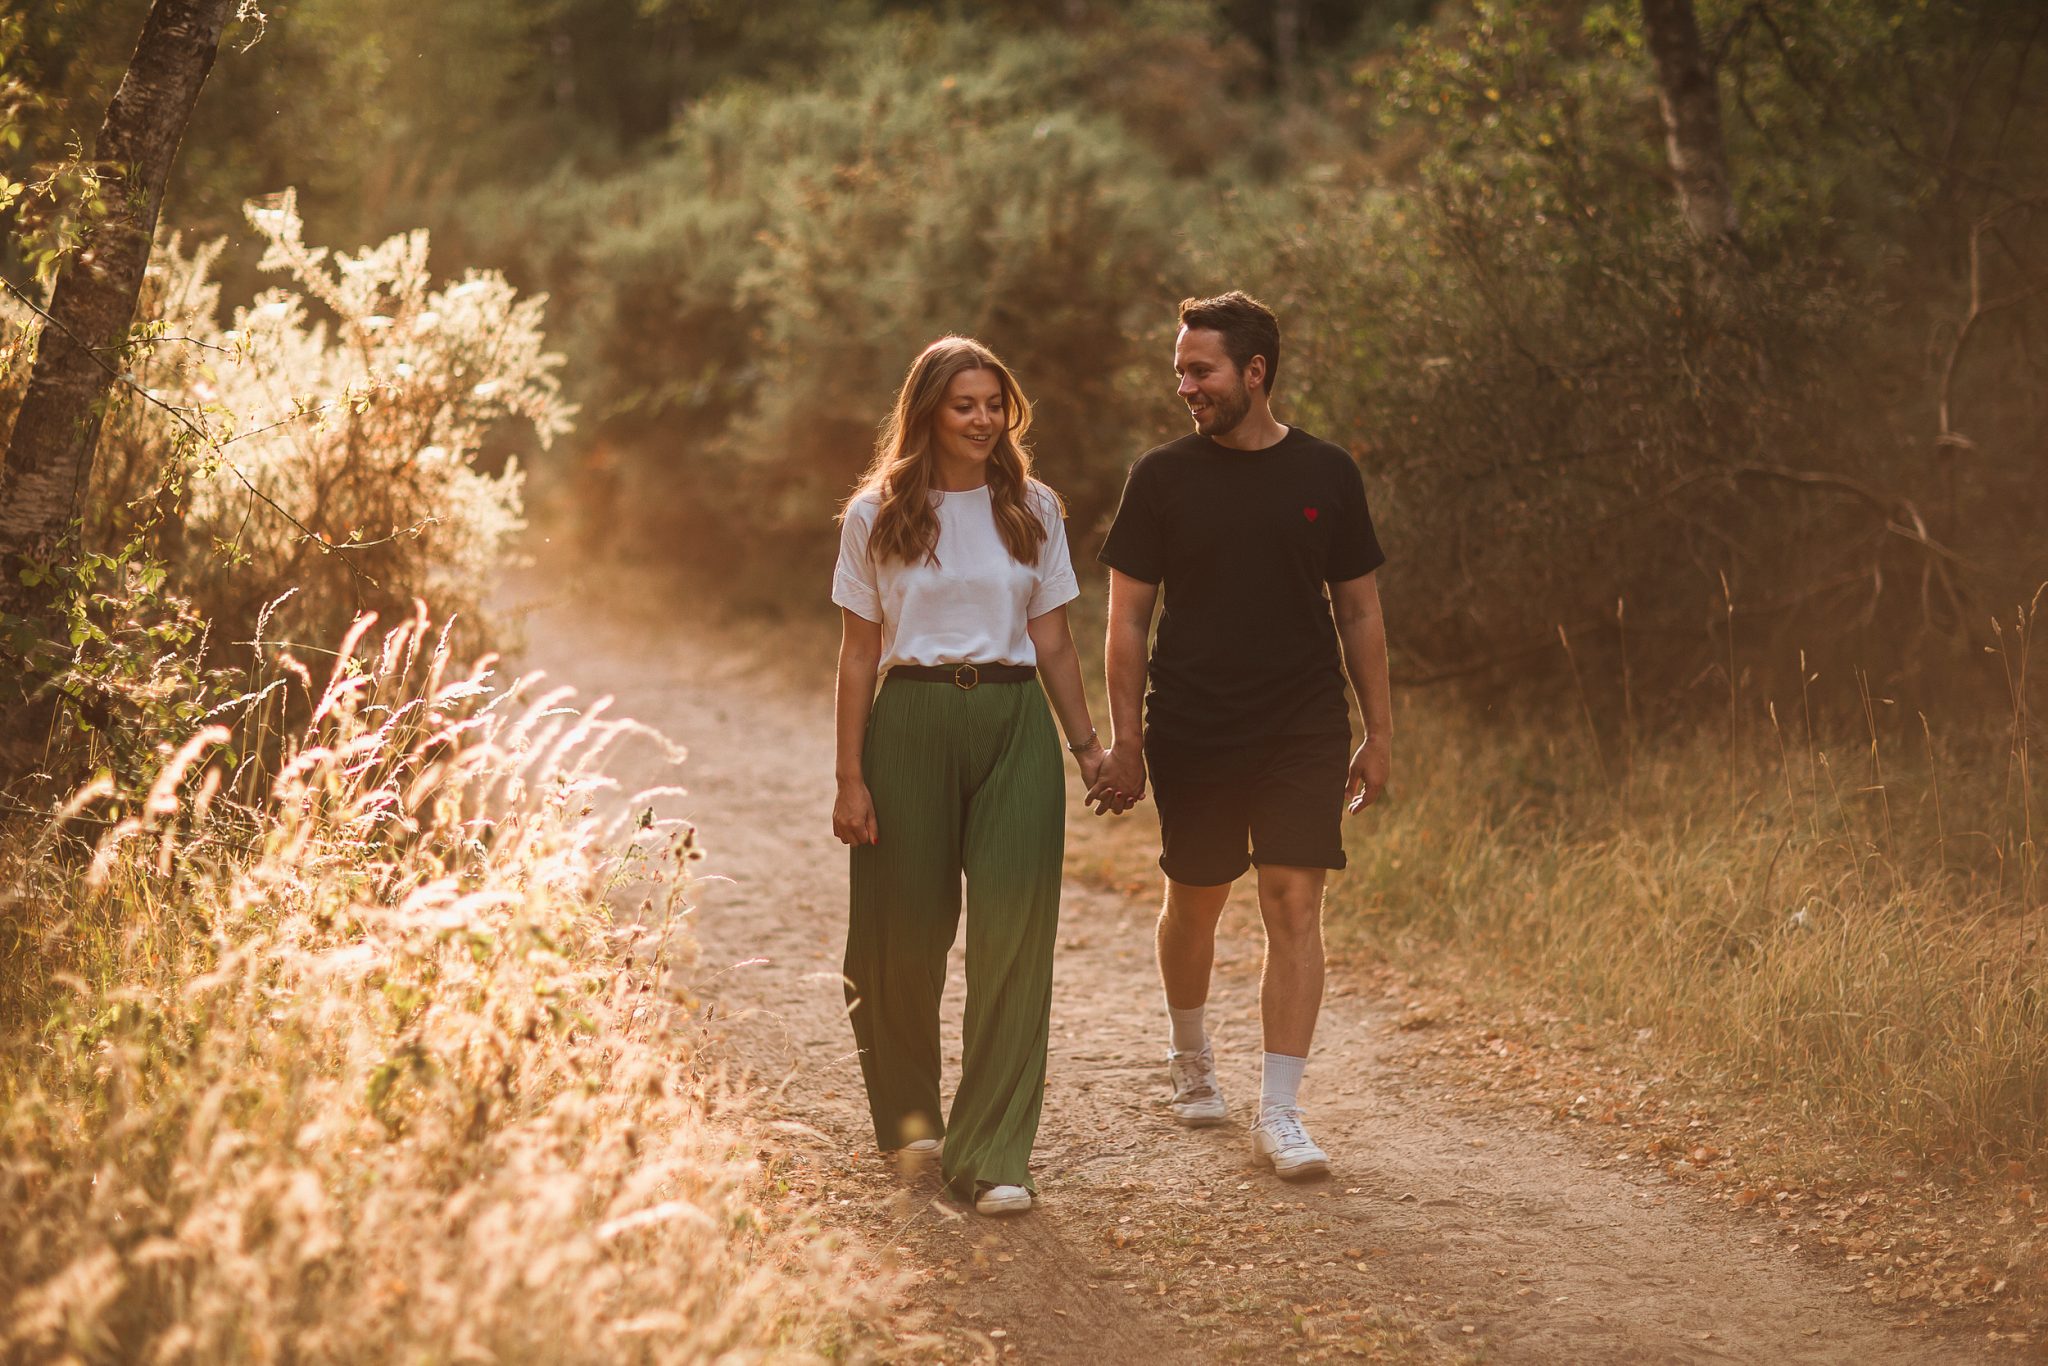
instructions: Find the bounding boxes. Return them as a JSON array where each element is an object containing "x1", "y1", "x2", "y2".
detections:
[
  {"x1": 1043, "y1": 567, "x2": 2048, "y2": 1177},
  {"x1": 1332, "y1": 614, "x2": 2048, "y2": 1177},
  {"x1": 0, "y1": 604, "x2": 890, "y2": 1364}
]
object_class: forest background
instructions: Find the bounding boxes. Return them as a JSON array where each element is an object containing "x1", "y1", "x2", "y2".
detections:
[
  {"x1": 13, "y1": 0, "x2": 2045, "y2": 705},
  {"x1": 3, "y1": 0, "x2": 2048, "y2": 1359}
]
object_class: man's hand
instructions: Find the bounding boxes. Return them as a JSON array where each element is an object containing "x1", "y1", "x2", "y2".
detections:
[
  {"x1": 1087, "y1": 745, "x2": 1146, "y2": 815},
  {"x1": 833, "y1": 779, "x2": 880, "y2": 845},
  {"x1": 1345, "y1": 736, "x2": 1390, "y2": 814}
]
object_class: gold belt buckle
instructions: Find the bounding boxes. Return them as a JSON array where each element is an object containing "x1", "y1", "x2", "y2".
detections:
[{"x1": 952, "y1": 663, "x2": 979, "y2": 691}]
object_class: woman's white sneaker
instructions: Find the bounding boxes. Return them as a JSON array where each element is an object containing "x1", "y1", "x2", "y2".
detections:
[
  {"x1": 974, "y1": 1183, "x2": 1033, "y2": 1215},
  {"x1": 1251, "y1": 1106, "x2": 1331, "y2": 1180},
  {"x1": 1167, "y1": 1046, "x2": 1230, "y2": 1126},
  {"x1": 888, "y1": 1136, "x2": 941, "y2": 1174}
]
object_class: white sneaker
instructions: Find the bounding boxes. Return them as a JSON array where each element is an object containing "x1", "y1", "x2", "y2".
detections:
[
  {"x1": 1167, "y1": 1046, "x2": 1230, "y2": 1127},
  {"x1": 887, "y1": 1136, "x2": 940, "y2": 1175},
  {"x1": 1252, "y1": 1106, "x2": 1331, "y2": 1180},
  {"x1": 974, "y1": 1182, "x2": 1032, "y2": 1215}
]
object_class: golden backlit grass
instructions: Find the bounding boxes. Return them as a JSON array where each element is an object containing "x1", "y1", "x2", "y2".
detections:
[{"x1": 0, "y1": 606, "x2": 888, "y2": 1364}]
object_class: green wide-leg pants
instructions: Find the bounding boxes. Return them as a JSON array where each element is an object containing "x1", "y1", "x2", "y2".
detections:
[{"x1": 846, "y1": 676, "x2": 1065, "y2": 1199}]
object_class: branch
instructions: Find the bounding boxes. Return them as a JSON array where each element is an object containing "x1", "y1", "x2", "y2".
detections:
[
  {"x1": 1937, "y1": 196, "x2": 2048, "y2": 446},
  {"x1": 1631, "y1": 460, "x2": 1979, "y2": 631}
]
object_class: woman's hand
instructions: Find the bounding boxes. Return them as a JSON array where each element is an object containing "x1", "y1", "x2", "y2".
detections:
[
  {"x1": 833, "y1": 779, "x2": 879, "y2": 846},
  {"x1": 1075, "y1": 741, "x2": 1107, "y2": 790},
  {"x1": 1087, "y1": 745, "x2": 1144, "y2": 816},
  {"x1": 1078, "y1": 745, "x2": 1134, "y2": 814}
]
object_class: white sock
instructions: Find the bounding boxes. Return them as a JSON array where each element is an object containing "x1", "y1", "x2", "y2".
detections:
[
  {"x1": 1260, "y1": 1052, "x2": 1307, "y2": 1114},
  {"x1": 1167, "y1": 1003, "x2": 1207, "y2": 1055}
]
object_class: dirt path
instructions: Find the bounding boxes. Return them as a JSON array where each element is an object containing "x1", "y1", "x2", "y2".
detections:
[{"x1": 512, "y1": 561, "x2": 1993, "y2": 1364}]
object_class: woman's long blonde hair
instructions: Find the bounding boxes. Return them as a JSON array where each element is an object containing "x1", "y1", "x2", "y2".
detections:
[{"x1": 846, "y1": 336, "x2": 1050, "y2": 566}]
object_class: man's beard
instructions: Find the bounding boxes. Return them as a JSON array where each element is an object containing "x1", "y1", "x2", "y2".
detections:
[{"x1": 1193, "y1": 380, "x2": 1251, "y2": 437}]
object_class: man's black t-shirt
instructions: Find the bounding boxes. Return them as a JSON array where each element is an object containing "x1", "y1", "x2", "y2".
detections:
[{"x1": 1098, "y1": 426, "x2": 1385, "y2": 752}]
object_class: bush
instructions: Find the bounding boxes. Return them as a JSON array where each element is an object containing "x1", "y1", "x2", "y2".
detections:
[{"x1": 71, "y1": 189, "x2": 567, "y2": 653}]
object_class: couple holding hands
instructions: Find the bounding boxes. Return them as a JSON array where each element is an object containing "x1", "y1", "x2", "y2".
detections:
[{"x1": 831, "y1": 292, "x2": 1392, "y2": 1216}]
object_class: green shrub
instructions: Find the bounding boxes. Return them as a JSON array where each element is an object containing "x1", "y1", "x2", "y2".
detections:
[{"x1": 481, "y1": 17, "x2": 1221, "y2": 574}]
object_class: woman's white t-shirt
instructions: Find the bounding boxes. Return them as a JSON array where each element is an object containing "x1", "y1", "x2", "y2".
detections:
[{"x1": 832, "y1": 481, "x2": 1080, "y2": 674}]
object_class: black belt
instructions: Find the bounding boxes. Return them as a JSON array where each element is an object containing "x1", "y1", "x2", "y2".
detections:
[{"x1": 888, "y1": 662, "x2": 1037, "y2": 690}]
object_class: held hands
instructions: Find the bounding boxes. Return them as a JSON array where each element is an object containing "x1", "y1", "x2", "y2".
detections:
[
  {"x1": 1345, "y1": 735, "x2": 1391, "y2": 814},
  {"x1": 1076, "y1": 741, "x2": 1137, "y2": 815},
  {"x1": 1086, "y1": 744, "x2": 1145, "y2": 816},
  {"x1": 833, "y1": 779, "x2": 879, "y2": 846}
]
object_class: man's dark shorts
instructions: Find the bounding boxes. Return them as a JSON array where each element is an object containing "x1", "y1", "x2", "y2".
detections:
[{"x1": 1146, "y1": 731, "x2": 1350, "y2": 887}]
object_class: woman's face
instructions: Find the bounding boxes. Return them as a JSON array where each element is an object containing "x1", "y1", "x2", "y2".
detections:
[{"x1": 930, "y1": 366, "x2": 1006, "y2": 471}]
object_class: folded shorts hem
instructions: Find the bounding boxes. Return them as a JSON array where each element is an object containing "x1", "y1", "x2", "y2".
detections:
[
  {"x1": 1249, "y1": 848, "x2": 1347, "y2": 873},
  {"x1": 1157, "y1": 851, "x2": 1252, "y2": 887}
]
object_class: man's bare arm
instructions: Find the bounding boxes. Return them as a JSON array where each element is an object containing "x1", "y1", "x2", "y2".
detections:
[
  {"x1": 1091, "y1": 569, "x2": 1159, "y2": 811},
  {"x1": 1330, "y1": 571, "x2": 1392, "y2": 812}
]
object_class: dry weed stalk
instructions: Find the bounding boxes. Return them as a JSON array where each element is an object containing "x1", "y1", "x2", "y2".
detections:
[{"x1": 0, "y1": 608, "x2": 887, "y2": 1364}]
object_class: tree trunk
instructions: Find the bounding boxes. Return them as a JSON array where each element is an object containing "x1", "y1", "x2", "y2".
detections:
[
  {"x1": 1640, "y1": 0, "x2": 1740, "y2": 243},
  {"x1": 1273, "y1": 0, "x2": 1303, "y2": 95},
  {"x1": 0, "y1": 0, "x2": 237, "y2": 613}
]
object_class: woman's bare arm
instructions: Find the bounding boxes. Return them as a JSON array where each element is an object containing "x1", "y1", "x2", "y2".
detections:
[{"x1": 832, "y1": 609, "x2": 884, "y2": 845}]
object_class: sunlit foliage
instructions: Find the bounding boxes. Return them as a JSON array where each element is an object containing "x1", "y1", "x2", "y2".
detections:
[{"x1": 74, "y1": 190, "x2": 567, "y2": 651}]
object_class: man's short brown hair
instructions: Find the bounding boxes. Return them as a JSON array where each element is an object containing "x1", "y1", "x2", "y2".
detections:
[{"x1": 1178, "y1": 291, "x2": 1281, "y2": 396}]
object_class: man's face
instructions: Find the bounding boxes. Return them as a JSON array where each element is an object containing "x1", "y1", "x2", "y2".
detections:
[{"x1": 1174, "y1": 326, "x2": 1253, "y2": 438}]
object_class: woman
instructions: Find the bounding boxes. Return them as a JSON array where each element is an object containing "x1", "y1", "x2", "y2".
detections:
[{"x1": 831, "y1": 336, "x2": 1104, "y2": 1216}]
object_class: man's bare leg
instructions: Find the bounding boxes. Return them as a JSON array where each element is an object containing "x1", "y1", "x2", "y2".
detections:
[
  {"x1": 1158, "y1": 877, "x2": 1233, "y2": 1125},
  {"x1": 1158, "y1": 876, "x2": 1232, "y2": 1011},
  {"x1": 1250, "y1": 863, "x2": 1332, "y2": 1178},
  {"x1": 1254, "y1": 864, "x2": 1327, "y2": 1059}
]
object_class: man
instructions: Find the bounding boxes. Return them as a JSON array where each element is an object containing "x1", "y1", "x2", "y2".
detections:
[{"x1": 1089, "y1": 291, "x2": 1392, "y2": 1181}]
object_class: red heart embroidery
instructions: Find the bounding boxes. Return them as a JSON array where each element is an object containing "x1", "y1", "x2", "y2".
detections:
[{"x1": 1303, "y1": 507, "x2": 1319, "y2": 522}]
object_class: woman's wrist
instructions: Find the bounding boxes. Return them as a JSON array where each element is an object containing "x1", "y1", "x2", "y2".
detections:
[
  {"x1": 835, "y1": 771, "x2": 867, "y2": 788},
  {"x1": 1065, "y1": 726, "x2": 1101, "y2": 755}
]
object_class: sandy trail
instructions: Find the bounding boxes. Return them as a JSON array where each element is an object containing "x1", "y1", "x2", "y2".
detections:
[{"x1": 513, "y1": 560, "x2": 1987, "y2": 1364}]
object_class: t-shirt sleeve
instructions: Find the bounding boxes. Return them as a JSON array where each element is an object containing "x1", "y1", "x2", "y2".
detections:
[
  {"x1": 1027, "y1": 486, "x2": 1081, "y2": 617},
  {"x1": 1097, "y1": 456, "x2": 1164, "y2": 583},
  {"x1": 831, "y1": 500, "x2": 883, "y2": 622},
  {"x1": 1326, "y1": 455, "x2": 1387, "y2": 583}
]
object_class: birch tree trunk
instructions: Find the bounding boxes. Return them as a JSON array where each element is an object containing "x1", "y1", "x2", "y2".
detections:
[
  {"x1": 1640, "y1": 0, "x2": 1740, "y2": 244},
  {"x1": 0, "y1": 0, "x2": 237, "y2": 613}
]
